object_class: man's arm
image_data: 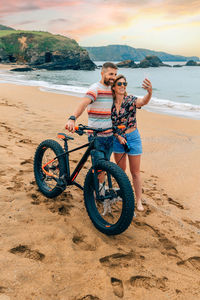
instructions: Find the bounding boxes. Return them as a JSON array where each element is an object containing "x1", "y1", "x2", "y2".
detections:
[{"x1": 66, "y1": 97, "x2": 91, "y2": 132}]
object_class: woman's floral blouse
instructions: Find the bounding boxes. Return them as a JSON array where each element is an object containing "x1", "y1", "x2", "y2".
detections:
[{"x1": 111, "y1": 95, "x2": 140, "y2": 135}]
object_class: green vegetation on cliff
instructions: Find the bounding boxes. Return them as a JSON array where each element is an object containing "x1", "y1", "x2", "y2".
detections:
[
  {"x1": 0, "y1": 25, "x2": 15, "y2": 31},
  {"x1": 0, "y1": 26, "x2": 95, "y2": 70},
  {"x1": 0, "y1": 30, "x2": 82, "y2": 59}
]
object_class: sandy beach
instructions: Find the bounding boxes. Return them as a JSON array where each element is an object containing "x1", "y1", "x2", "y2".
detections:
[{"x1": 0, "y1": 82, "x2": 200, "y2": 300}]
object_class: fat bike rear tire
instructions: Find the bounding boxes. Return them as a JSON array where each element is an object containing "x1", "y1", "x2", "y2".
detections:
[{"x1": 34, "y1": 139, "x2": 67, "y2": 198}]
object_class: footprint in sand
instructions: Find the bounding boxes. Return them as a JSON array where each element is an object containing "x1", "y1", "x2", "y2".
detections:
[
  {"x1": 18, "y1": 138, "x2": 33, "y2": 145},
  {"x1": 43, "y1": 191, "x2": 74, "y2": 215},
  {"x1": 129, "y1": 275, "x2": 168, "y2": 291},
  {"x1": 59, "y1": 191, "x2": 73, "y2": 202},
  {"x1": 0, "y1": 145, "x2": 7, "y2": 149},
  {"x1": 20, "y1": 158, "x2": 33, "y2": 165},
  {"x1": 0, "y1": 98, "x2": 18, "y2": 108},
  {"x1": 48, "y1": 202, "x2": 74, "y2": 215},
  {"x1": 0, "y1": 286, "x2": 7, "y2": 293},
  {"x1": 72, "y1": 232, "x2": 96, "y2": 251},
  {"x1": 111, "y1": 277, "x2": 124, "y2": 298},
  {"x1": 134, "y1": 221, "x2": 178, "y2": 255},
  {"x1": 143, "y1": 204, "x2": 157, "y2": 217},
  {"x1": 99, "y1": 251, "x2": 135, "y2": 268},
  {"x1": 30, "y1": 193, "x2": 41, "y2": 205},
  {"x1": 182, "y1": 218, "x2": 200, "y2": 230},
  {"x1": 7, "y1": 172, "x2": 24, "y2": 192},
  {"x1": 9, "y1": 245, "x2": 45, "y2": 261},
  {"x1": 177, "y1": 256, "x2": 200, "y2": 271},
  {"x1": 77, "y1": 295, "x2": 101, "y2": 300},
  {"x1": 167, "y1": 197, "x2": 184, "y2": 210}
]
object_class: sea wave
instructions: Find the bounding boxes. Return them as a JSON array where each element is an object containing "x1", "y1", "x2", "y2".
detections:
[
  {"x1": 144, "y1": 96, "x2": 200, "y2": 119},
  {"x1": 0, "y1": 69, "x2": 200, "y2": 120}
]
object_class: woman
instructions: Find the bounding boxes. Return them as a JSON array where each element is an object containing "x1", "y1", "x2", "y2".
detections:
[{"x1": 111, "y1": 75, "x2": 152, "y2": 211}]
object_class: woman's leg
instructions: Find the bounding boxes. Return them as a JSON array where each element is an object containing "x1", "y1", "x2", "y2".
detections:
[
  {"x1": 113, "y1": 153, "x2": 127, "y2": 171},
  {"x1": 128, "y1": 154, "x2": 144, "y2": 211}
]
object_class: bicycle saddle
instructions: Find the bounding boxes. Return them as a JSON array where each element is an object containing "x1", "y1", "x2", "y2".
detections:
[{"x1": 57, "y1": 133, "x2": 74, "y2": 140}]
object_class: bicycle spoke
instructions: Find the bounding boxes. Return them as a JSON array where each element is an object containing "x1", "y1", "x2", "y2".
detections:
[
  {"x1": 41, "y1": 148, "x2": 60, "y2": 190},
  {"x1": 94, "y1": 170, "x2": 123, "y2": 225}
]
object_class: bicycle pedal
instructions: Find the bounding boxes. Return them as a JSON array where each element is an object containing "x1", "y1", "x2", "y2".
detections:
[{"x1": 57, "y1": 175, "x2": 67, "y2": 191}]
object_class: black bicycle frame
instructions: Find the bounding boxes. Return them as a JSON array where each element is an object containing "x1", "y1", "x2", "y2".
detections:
[
  {"x1": 56, "y1": 137, "x2": 96, "y2": 191},
  {"x1": 60, "y1": 136, "x2": 109, "y2": 199}
]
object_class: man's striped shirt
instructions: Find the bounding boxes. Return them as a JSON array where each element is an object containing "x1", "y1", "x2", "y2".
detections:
[{"x1": 86, "y1": 82, "x2": 113, "y2": 136}]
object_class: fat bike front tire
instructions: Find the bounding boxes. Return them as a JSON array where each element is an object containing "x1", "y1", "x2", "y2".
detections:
[{"x1": 84, "y1": 160, "x2": 135, "y2": 235}]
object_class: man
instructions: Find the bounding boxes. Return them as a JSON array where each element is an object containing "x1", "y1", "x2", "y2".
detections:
[{"x1": 66, "y1": 62, "x2": 118, "y2": 163}]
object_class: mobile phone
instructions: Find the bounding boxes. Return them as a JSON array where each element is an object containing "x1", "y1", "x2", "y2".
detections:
[{"x1": 123, "y1": 142, "x2": 130, "y2": 152}]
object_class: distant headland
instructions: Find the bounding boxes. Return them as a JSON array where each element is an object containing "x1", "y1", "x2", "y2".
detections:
[{"x1": 84, "y1": 45, "x2": 199, "y2": 62}]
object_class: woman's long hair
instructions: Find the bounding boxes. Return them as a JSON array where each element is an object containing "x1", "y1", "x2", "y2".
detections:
[{"x1": 111, "y1": 74, "x2": 127, "y2": 101}]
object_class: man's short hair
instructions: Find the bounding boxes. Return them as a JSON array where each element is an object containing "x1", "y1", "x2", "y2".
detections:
[{"x1": 102, "y1": 62, "x2": 118, "y2": 71}]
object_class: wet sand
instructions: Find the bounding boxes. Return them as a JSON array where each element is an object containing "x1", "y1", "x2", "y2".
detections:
[{"x1": 0, "y1": 83, "x2": 200, "y2": 300}]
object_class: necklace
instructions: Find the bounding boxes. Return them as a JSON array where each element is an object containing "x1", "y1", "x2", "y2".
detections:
[{"x1": 115, "y1": 98, "x2": 124, "y2": 114}]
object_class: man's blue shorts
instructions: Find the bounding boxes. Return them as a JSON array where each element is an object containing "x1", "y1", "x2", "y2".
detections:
[{"x1": 113, "y1": 129, "x2": 142, "y2": 156}]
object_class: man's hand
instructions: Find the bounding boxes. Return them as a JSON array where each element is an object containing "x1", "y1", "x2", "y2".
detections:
[
  {"x1": 65, "y1": 97, "x2": 91, "y2": 133},
  {"x1": 65, "y1": 119, "x2": 75, "y2": 133}
]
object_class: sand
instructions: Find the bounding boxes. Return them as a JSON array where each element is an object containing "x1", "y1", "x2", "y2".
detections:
[{"x1": 0, "y1": 82, "x2": 200, "y2": 300}]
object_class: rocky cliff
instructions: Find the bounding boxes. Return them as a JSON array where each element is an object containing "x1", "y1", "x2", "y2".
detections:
[{"x1": 0, "y1": 28, "x2": 96, "y2": 70}]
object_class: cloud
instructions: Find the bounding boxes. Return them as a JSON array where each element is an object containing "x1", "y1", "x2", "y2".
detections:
[
  {"x1": 141, "y1": 0, "x2": 200, "y2": 17},
  {"x1": 153, "y1": 15, "x2": 200, "y2": 31},
  {"x1": 49, "y1": 18, "x2": 69, "y2": 24},
  {"x1": 15, "y1": 20, "x2": 36, "y2": 26},
  {"x1": 0, "y1": 0, "x2": 80, "y2": 15},
  {"x1": 1, "y1": 0, "x2": 200, "y2": 44}
]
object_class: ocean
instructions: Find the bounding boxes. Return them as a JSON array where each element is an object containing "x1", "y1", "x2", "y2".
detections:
[{"x1": 0, "y1": 61, "x2": 200, "y2": 120}]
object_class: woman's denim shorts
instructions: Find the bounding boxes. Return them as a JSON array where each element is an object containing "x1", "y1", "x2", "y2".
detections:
[{"x1": 113, "y1": 128, "x2": 142, "y2": 156}]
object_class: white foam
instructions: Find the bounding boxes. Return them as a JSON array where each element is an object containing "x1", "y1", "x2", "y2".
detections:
[
  {"x1": 0, "y1": 69, "x2": 200, "y2": 120},
  {"x1": 144, "y1": 96, "x2": 200, "y2": 119}
]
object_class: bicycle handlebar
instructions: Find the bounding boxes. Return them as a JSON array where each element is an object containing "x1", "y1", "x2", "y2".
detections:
[{"x1": 74, "y1": 124, "x2": 125, "y2": 135}]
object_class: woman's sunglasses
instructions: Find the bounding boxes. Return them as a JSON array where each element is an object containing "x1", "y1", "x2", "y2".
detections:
[{"x1": 116, "y1": 82, "x2": 127, "y2": 86}]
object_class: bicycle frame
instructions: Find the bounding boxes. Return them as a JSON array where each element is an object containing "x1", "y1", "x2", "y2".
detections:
[
  {"x1": 64, "y1": 139, "x2": 94, "y2": 190},
  {"x1": 42, "y1": 135, "x2": 101, "y2": 191}
]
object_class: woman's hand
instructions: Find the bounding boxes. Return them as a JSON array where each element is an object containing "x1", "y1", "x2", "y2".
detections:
[
  {"x1": 117, "y1": 135, "x2": 126, "y2": 145},
  {"x1": 142, "y1": 78, "x2": 152, "y2": 95},
  {"x1": 136, "y1": 78, "x2": 152, "y2": 108}
]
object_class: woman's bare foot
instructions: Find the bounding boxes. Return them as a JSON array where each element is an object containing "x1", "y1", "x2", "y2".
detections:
[{"x1": 136, "y1": 201, "x2": 144, "y2": 212}]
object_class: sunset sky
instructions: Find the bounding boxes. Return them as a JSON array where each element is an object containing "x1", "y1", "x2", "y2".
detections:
[{"x1": 0, "y1": 0, "x2": 200, "y2": 57}]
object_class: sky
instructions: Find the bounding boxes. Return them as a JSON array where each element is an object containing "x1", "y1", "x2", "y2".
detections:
[{"x1": 0, "y1": 0, "x2": 200, "y2": 57}]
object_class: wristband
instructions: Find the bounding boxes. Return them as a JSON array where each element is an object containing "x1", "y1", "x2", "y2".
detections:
[{"x1": 68, "y1": 115, "x2": 76, "y2": 121}]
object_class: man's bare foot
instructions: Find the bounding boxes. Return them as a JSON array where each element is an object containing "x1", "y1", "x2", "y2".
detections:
[{"x1": 136, "y1": 202, "x2": 144, "y2": 212}]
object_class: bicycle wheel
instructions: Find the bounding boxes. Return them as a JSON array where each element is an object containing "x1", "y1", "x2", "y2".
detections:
[
  {"x1": 84, "y1": 160, "x2": 135, "y2": 235},
  {"x1": 34, "y1": 139, "x2": 67, "y2": 198}
]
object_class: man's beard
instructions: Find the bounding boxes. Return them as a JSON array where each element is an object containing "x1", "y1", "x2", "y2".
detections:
[{"x1": 104, "y1": 78, "x2": 112, "y2": 86}]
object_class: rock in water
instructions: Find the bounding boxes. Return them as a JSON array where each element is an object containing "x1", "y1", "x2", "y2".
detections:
[
  {"x1": 10, "y1": 67, "x2": 33, "y2": 72},
  {"x1": 116, "y1": 60, "x2": 138, "y2": 68},
  {"x1": 138, "y1": 55, "x2": 171, "y2": 68}
]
